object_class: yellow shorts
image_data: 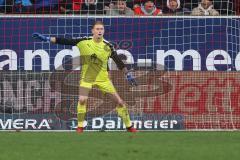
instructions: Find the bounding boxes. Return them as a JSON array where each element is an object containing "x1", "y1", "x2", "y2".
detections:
[{"x1": 80, "y1": 79, "x2": 117, "y2": 94}]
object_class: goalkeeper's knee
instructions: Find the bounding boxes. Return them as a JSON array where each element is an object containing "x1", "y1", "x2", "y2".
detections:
[{"x1": 78, "y1": 96, "x2": 88, "y2": 105}]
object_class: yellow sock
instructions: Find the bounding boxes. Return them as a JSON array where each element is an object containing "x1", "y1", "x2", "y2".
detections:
[
  {"x1": 116, "y1": 105, "x2": 132, "y2": 128},
  {"x1": 77, "y1": 102, "x2": 87, "y2": 128}
]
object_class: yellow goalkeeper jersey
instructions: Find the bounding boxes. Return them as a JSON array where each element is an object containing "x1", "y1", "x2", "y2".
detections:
[
  {"x1": 55, "y1": 36, "x2": 125, "y2": 82},
  {"x1": 77, "y1": 38, "x2": 111, "y2": 82}
]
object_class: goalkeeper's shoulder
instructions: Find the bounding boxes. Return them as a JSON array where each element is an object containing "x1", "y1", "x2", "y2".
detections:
[{"x1": 103, "y1": 39, "x2": 114, "y2": 48}]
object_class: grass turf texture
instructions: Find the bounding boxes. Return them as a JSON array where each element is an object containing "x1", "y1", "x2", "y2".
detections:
[{"x1": 0, "y1": 131, "x2": 239, "y2": 160}]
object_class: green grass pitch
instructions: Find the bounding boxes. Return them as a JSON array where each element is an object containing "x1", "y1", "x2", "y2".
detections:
[{"x1": 0, "y1": 131, "x2": 239, "y2": 160}]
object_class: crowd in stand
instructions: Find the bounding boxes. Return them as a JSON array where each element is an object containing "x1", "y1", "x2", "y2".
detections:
[{"x1": 0, "y1": 0, "x2": 239, "y2": 15}]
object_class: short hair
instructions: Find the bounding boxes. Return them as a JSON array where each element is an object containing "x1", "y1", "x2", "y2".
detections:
[{"x1": 92, "y1": 21, "x2": 104, "y2": 29}]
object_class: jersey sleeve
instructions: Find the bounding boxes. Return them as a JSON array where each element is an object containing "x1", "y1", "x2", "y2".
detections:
[
  {"x1": 55, "y1": 37, "x2": 86, "y2": 46},
  {"x1": 109, "y1": 45, "x2": 125, "y2": 70}
]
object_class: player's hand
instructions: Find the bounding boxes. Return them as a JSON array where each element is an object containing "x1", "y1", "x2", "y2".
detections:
[
  {"x1": 126, "y1": 71, "x2": 137, "y2": 86},
  {"x1": 32, "y1": 32, "x2": 50, "y2": 42}
]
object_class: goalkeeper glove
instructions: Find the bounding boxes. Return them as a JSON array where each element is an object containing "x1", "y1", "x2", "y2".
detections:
[
  {"x1": 126, "y1": 71, "x2": 137, "y2": 86},
  {"x1": 32, "y1": 32, "x2": 50, "y2": 42}
]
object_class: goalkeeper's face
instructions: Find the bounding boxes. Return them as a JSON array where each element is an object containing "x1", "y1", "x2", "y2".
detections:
[{"x1": 92, "y1": 24, "x2": 105, "y2": 40}]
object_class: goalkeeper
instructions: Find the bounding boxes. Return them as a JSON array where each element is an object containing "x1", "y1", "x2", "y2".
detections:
[{"x1": 32, "y1": 21, "x2": 137, "y2": 133}]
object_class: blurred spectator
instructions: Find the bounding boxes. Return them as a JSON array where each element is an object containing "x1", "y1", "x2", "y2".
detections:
[
  {"x1": 125, "y1": 0, "x2": 161, "y2": 9},
  {"x1": 126, "y1": 0, "x2": 145, "y2": 9},
  {"x1": 106, "y1": 0, "x2": 134, "y2": 16},
  {"x1": 134, "y1": 0, "x2": 162, "y2": 16},
  {"x1": 162, "y1": 0, "x2": 190, "y2": 15},
  {"x1": 73, "y1": 0, "x2": 83, "y2": 12},
  {"x1": 59, "y1": 0, "x2": 74, "y2": 13},
  {"x1": 33, "y1": 0, "x2": 59, "y2": 14},
  {"x1": 191, "y1": 0, "x2": 219, "y2": 16},
  {"x1": 14, "y1": 0, "x2": 33, "y2": 13},
  {"x1": 0, "y1": 0, "x2": 236, "y2": 15},
  {"x1": 81, "y1": 0, "x2": 110, "y2": 15}
]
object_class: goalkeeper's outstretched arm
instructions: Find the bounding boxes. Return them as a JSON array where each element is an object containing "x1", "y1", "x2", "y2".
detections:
[
  {"x1": 52, "y1": 37, "x2": 82, "y2": 46},
  {"x1": 32, "y1": 32, "x2": 82, "y2": 46},
  {"x1": 109, "y1": 45, "x2": 138, "y2": 86}
]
